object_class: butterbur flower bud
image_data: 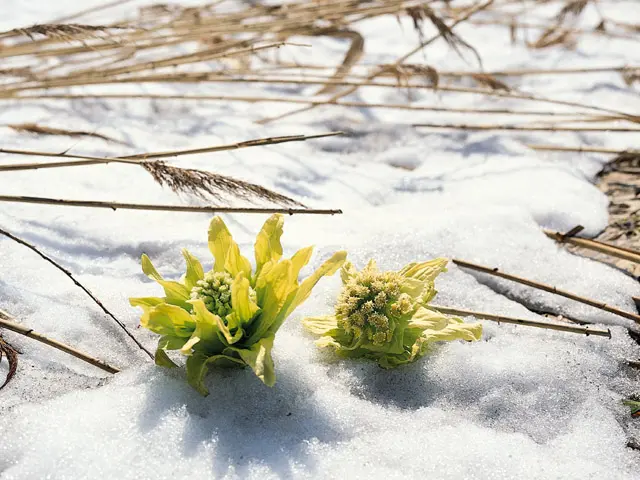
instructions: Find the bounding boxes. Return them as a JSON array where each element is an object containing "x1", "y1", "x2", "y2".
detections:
[
  {"x1": 190, "y1": 271, "x2": 234, "y2": 317},
  {"x1": 130, "y1": 214, "x2": 346, "y2": 396},
  {"x1": 303, "y1": 258, "x2": 482, "y2": 368},
  {"x1": 335, "y1": 266, "x2": 406, "y2": 347}
]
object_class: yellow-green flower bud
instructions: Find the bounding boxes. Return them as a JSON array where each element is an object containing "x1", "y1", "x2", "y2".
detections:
[
  {"x1": 335, "y1": 267, "x2": 408, "y2": 346},
  {"x1": 190, "y1": 271, "x2": 234, "y2": 317}
]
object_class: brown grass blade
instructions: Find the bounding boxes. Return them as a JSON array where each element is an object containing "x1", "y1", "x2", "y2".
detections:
[
  {"x1": 6, "y1": 123, "x2": 125, "y2": 144},
  {"x1": 0, "y1": 335, "x2": 19, "y2": 390},
  {"x1": 141, "y1": 161, "x2": 305, "y2": 207},
  {"x1": 0, "y1": 23, "x2": 129, "y2": 41},
  {"x1": 313, "y1": 29, "x2": 364, "y2": 95},
  {"x1": 406, "y1": 4, "x2": 482, "y2": 66},
  {"x1": 555, "y1": 0, "x2": 590, "y2": 24},
  {"x1": 529, "y1": 27, "x2": 576, "y2": 49},
  {"x1": 470, "y1": 73, "x2": 510, "y2": 91}
]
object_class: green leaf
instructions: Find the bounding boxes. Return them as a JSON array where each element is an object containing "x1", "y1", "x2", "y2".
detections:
[
  {"x1": 129, "y1": 297, "x2": 164, "y2": 309},
  {"x1": 141, "y1": 254, "x2": 191, "y2": 308},
  {"x1": 181, "y1": 249, "x2": 204, "y2": 290},
  {"x1": 155, "y1": 335, "x2": 188, "y2": 368},
  {"x1": 282, "y1": 251, "x2": 347, "y2": 320},
  {"x1": 143, "y1": 303, "x2": 195, "y2": 337},
  {"x1": 186, "y1": 351, "x2": 245, "y2": 396},
  {"x1": 231, "y1": 335, "x2": 276, "y2": 386},
  {"x1": 254, "y1": 214, "x2": 284, "y2": 276}
]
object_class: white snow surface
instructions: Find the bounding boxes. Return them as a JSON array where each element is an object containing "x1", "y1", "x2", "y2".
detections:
[{"x1": 1, "y1": 0, "x2": 640, "y2": 478}]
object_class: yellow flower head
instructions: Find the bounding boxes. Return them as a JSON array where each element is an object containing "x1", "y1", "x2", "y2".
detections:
[
  {"x1": 130, "y1": 214, "x2": 346, "y2": 395},
  {"x1": 303, "y1": 258, "x2": 482, "y2": 368}
]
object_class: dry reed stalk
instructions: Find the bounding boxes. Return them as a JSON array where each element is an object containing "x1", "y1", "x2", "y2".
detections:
[
  {"x1": 257, "y1": 0, "x2": 495, "y2": 124},
  {"x1": 0, "y1": 308, "x2": 120, "y2": 374},
  {"x1": 0, "y1": 132, "x2": 342, "y2": 171},
  {"x1": 0, "y1": 195, "x2": 342, "y2": 215},
  {"x1": 466, "y1": 18, "x2": 635, "y2": 41},
  {"x1": 412, "y1": 123, "x2": 640, "y2": 132},
  {"x1": 432, "y1": 305, "x2": 611, "y2": 337},
  {"x1": 452, "y1": 258, "x2": 640, "y2": 325},
  {"x1": 0, "y1": 226, "x2": 154, "y2": 359},
  {"x1": 527, "y1": 144, "x2": 640, "y2": 155},
  {"x1": 258, "y1": 61, "x2": 638, "y2": 78},
  {"x1": 543, "y1": 228, "x2": 640, "y2": 264},
  {"x1": 5, "y1": 74, "x2": 637, "y2": 124},
  {"x1": 6, "y1": 93, "x2": 595, "y2": 119}
]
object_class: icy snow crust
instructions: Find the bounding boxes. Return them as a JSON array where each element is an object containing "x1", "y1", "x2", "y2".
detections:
[{"x1": 1, "y1": 0, "x2": 640, "y2": 478}]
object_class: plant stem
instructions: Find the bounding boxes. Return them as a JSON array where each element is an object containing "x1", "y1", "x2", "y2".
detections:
[
  {"x1": 0, "y1": 226, "x2": 154, "y2": 359},
  {"x1": 0, "y1": 308, "x2": 120, "y2": 374},
  {"x1": 0, "y1": 195, "x2": 342, "y2": 215},
  {"x1": 432, "y1": 305, "x2": 611, "y2": 337},
  {"x1": 452, "y1": 258, "x2": 640, "y2": 325}
]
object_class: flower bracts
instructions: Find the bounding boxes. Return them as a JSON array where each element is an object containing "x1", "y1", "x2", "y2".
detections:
[
  {"x1": 130, "y1": 214, "x2": 346, "y2": 395},
  {"x1": 303, "y1": 258, "x2": 482, "y2": 368}
]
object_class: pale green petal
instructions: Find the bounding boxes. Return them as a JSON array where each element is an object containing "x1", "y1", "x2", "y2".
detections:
[
  {"x1": 400, "y1": 277, "x2": 426, "y2": 298},
  {"x1": 186, "y1": 352, "x2": 245, "y2": 396},
  {"x1": 340, "y1": 261, "x2": 357, "y2": 284},
  {"x1": 231, "y1": 272, "x2": 260, "y2": 327},
  {"x1": 208, "y1": 216, "x2": 234, "y2": 272},
  {"x1": 364, "y1": 258, "x2": 378, "y2": 271},
  {"x1": 406, "y1": 306, "x2": 450, "y2": 330},
  {"x1": 247, "y1": 260, "x2": 296, "y2": 343},
  {"x1": 181, "y1": 249, "x2": 204, "y2": 290},
  {"x1": 225, "y1": 242, "x2": 252, "y2": 278},
  {"x1": 281, "y1": 251, "x2": 347, "y2": 320},
  {"x1": 315, "y1": 336, "x2": 342, "y2": 349},
  {"x1": 301, "y1": 315, "x2": 339, "y2": 335},
  {"x1": 231, "y1": 335, "x2": 276, "y2": 386},
  {"x1": 399, "y1": 258, "x2": 449, "y2": 283},
  {"x1": 254, "y1": 214, "x2": 284, "y2": 275},
  {"x1": 141, "y1": 254, "x2": 190, "y2": 308},
  {"x1": 290, "y1": 246, "x2": 314, "y2": 281}
]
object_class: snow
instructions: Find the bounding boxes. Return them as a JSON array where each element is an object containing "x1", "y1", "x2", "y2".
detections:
[{"x1": 1, "y1": 0, "x2": 639, "y2": 478}]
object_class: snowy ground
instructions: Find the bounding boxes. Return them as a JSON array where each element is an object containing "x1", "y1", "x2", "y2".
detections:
[{"x1": 1, "y1": 1, "x2": 639, "y2": 478}]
